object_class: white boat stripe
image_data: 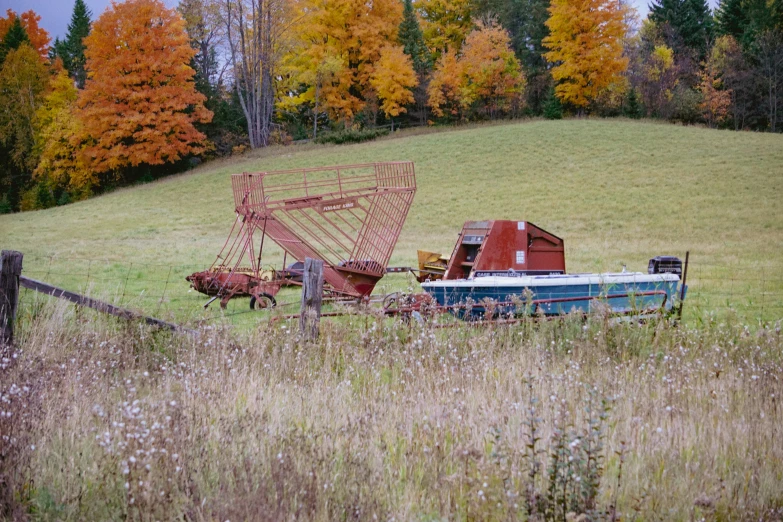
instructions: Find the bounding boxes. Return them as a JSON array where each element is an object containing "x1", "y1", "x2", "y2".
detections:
[{"x1": 421, "y1": 272, "x2": 679, "y2": 289}]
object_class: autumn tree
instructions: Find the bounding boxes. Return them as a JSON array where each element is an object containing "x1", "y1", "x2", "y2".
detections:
[
  {"x1": 460, "y1": 21, "x2": 526, "y2": 118},
  {"x1": 0, "y1": 43, "x2": 49, "y2": 210},
  {"x1": 698, "y1": 64, "x2": 731, "y2": 127},
  {"x1": 427, "y1": 49, "x2": 466, "y2": 118},
  {"x1": 369, "y1": 45, "x2": 418, "y2": 117},
  {"x1": 78, "y1": 0, "x2": 212, "y2": 175},
  {"x1": 286, "y1": 0, "x2": 409, "y2": 126},
  {"x1": 418, "y1": 0, "x2": 473, "y2": 60},
  {"x1": 34, "y1": 66, "x2": 94, "y2": 196},
  {"x1": 543, "y1": 0, "x2": 628, "y2": 111},
  {"x1": 473, "y1": 0, "x2": 553, "y2": 112},
  {"x1": 428, "y1": 22, "x2": 526, "y2": 120},
  {"x1": 636, "y1": 42, "x2": 678, "y2": 116},
  {"x1": 0, "y1": 44, "x2": 48, "y2": 170},
  {"x1": 50, "y1": 0, "x2": 92, "y2": 88}
]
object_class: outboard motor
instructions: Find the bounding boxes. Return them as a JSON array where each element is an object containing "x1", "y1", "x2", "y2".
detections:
[{"x1": 648, "y1": 256, "x2": 682, "y2": 276}]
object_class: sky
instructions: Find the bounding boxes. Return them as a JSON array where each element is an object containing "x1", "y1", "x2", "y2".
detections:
[
  {"x1": 2, "y1": 0, "x2": 719, "y2": 41},
  {"x1": 0, "y1": 0, "x2": 179, "y2": 40}
]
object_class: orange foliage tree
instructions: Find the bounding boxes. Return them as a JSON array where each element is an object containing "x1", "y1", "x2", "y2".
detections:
[
  {"x1": 427, "y1": 50, "x2": 465, "y2": 118},
  {"x1": 428, "y1": 22, "x2": 525, "y2": 120},
  {"x1": 460, "y1": 21, "x2": 526, "y2": 118},
  {"x1": 369, "y1": 46, "x2": 418, "y2": 117},
  {"x1": 77, "y1": 0, "x2": 212, "y2": 174},
  {"x1": 698, "y1": 66, "x2": 732, "y2": 128},
  {"x1": 0, "y1": 9, "x2": 50, "y2": 60},
  {"x1": 543, "y1": 0, "x2": 628, "y2": 110}
]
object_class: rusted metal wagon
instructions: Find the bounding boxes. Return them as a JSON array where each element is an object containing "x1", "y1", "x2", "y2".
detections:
[{"x1": 187, "y1": 162, "x2": 417, "y2": 308}]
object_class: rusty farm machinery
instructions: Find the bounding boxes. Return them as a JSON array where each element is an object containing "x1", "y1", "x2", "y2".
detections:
[
  {"x1": 186, "y1": 161, "x2": 418, "y2": 310},
  {"x1": 187, "y1": 160, "x2": 687, "y2": 322}
]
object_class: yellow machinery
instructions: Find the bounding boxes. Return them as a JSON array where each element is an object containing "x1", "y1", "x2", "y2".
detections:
[{"x1": 416, "y1": 250, "x2": 449, "y2": 282}]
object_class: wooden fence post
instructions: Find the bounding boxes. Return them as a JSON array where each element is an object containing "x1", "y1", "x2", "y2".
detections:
[
  {"x1": 300, "y1": 258, "x2": 324, "y2": 341},
  {"x1": 1, "y1": 250, "x2": 23, "y2": 347}
]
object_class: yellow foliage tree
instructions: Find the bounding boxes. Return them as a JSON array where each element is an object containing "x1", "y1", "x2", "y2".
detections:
[
  {"x1": 543, "y1": 0, "x2": 628, "y2": 109},
  {"x1": 286, "y1": 0, "x2": 408, "y2": 124},
  {"x1": 369, "y1": 46, "x2": 418, "y2": 117},
  {"x1": 0, "y1": 44, "x2": 48, "y2": 171},
  {"x1": 418, "y1": 0, "x2": 473, "y2": 60},
  {"x1": 279, "y1": 53, "x2": 343, "y2": 138},
  {"x1": 34, "y1": 67, "x2": 95, "y2": 193}
]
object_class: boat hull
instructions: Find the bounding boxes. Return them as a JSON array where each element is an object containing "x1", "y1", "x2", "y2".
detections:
[{"x1": 421, "y1": 273, "x2": 682, "y2": 319}]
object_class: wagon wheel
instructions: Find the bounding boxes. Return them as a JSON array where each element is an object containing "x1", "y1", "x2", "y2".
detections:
[
  {"x1": 383, "y1": 292, "x2": 412, "y2": 324},
  {"x1": 250, "y1": 293, "x2": 277, "y2": 310},
  {"x1": 382, "y1": 292, "x2": 402, "y2": 310}
]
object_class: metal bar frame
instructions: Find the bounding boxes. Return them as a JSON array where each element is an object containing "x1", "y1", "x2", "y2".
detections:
[{"x1": 231, "y1": 162, "x2": 416, "y2": 298}]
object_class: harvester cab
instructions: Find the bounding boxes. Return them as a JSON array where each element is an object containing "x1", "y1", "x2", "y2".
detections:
[{"x1": 422, "y1": 220, "x2": 566, "y2": 281}]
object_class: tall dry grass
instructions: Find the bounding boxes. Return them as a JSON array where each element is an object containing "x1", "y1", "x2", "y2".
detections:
[{"x1": 2, "y1": 302, "x2": 782, "y2": 520}]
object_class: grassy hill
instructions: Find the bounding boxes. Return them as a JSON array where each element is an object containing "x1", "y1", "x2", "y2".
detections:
[
  {"x1": 2, "y1": 119, "x2": 782, "y2": 322},
  {"x1": 3, "y1": 119, "x2": 783, "y2": 521}
]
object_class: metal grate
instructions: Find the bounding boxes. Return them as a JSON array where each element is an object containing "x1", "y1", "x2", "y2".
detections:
[{"x1": 232, "y1": 162, "x2": 416, "y2": 297}]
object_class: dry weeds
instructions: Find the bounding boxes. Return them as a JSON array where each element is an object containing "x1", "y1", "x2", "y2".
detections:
[{"x1": 1, "y1": 301, "x2": 782, "y2": 520}]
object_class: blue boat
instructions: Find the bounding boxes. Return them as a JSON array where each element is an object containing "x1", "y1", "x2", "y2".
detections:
[{"x1": 421, "y1": 271, "x2": 685, "y2": 319}]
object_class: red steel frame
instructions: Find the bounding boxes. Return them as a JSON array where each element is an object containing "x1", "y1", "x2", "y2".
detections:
[{"x1": 232, "y1": 162, "x2": 417, "y2": 297}]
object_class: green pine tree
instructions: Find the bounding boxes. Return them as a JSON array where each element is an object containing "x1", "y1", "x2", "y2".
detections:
[
  {"x1": 0, "y1": 17, "x2": 31, "y2": 66},
  {"x1": 623, "y1": 88, "x2": 643, "y2": 119},
  {"x1": 649, "y1": 0, "x2": 714, "y2": 57},
  {"x1": 398, "y1": 0, "x2": 430, "y2": 74},
  {"x1": 49, "y1": 36, "x2": 67, "y2": 63},
  {"x1": 715, "y1": 0, "x2": 781, "y2": 46},
  {"x1": 54, "y1": 0, "x2": 92, "y2": 88},
  {"x1": 715, "y1": 0, "x2": 746, "y2": 39},
  {"x1": 543, "y1": 88, "x2": 563, "y2": 119},
  {"x1": 743, "y1": 0, "x2": 779, "y2": 41},
  {"x1": 0, "y1": 193, "x2": 11, "y2": 214}
]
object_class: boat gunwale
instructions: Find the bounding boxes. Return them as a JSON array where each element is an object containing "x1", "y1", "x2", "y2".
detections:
[{"x1": 421, "y1": 272, "x2": 680, "y2": 289}]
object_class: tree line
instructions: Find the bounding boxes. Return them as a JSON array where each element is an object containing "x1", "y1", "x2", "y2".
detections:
[{"x1": 0, "y1": 0, "x2": 781, "y2": 212}]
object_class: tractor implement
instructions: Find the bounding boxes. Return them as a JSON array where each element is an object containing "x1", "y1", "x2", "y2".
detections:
[{"x1": 187, "y1": 162, "x2": 417, "y2": 308}]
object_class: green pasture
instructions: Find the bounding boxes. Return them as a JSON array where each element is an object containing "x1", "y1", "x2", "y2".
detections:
[{"x1": 1, "y1": 118, "x2": 782, "y2": 325}]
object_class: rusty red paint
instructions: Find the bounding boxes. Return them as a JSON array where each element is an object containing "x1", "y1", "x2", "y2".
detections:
[
  {"x1": 187, "y1": 162, "x2": 417, "y2": 308},
  {"x1": 443, "y1": 220, "x2": 565, "y2": 280},
  {"x1": 232, "y1": 162, "x2": 416, "y2": 298}
]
